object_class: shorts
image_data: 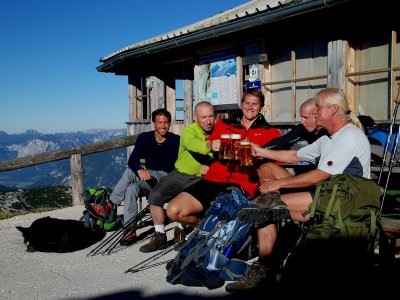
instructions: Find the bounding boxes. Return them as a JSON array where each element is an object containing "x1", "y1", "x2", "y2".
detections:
[
  {"x1": 184, "y1": 179, "x2": 245, "y2": 208},
  {"x1": 147, "y1": 169, "x2": 201, "y2": 207}
]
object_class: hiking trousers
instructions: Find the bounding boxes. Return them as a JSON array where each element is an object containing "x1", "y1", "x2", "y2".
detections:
[{"x1": 110, "y1": 168, "x2": 168, "y2": 224}]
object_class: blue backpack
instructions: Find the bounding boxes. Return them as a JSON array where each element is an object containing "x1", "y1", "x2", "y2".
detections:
[{"x1": 166, "y1": 189, "x2": 256, "y2": 289}]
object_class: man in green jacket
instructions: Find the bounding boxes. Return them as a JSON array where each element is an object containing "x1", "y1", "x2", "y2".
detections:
[{"x1": 139, "y1": 101, "x2": 215, "y2": 252}]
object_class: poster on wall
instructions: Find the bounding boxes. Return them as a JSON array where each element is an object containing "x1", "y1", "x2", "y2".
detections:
[{"x1": 198, "y1": 50, "x2": 239, "y2": 109}]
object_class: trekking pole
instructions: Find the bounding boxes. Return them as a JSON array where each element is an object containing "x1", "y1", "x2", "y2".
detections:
[
  {"x1": 124, "y1": 240, "x2": 185, "y2": 273},
  {"x1": 378, "y1": 82, "x2": 400, "y2": 212},
  {"x1": 87, "y1": 218, "x2": 134, "y2": 257},
  {"x1": 378, "y1": 82, "x2": 400, "y2": 185},
  {"x1": 87, "y1": 205, "x2": 149, "y2": 256},
  {"x1": 87, "y1": 205, "x2": 148, "y2": 256},
  {"x1": 101, "y1": 224, "x2": 136, "y2": 255},
  {"x1": 380, "y1": 124, "x2": 400, "y2": 211},
  {"x1": 102, "y1": 205, "x2": 151, "y2": 255}
]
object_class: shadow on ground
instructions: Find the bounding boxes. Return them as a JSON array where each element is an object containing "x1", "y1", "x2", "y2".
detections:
[{"x1": 87, "y1": 251, "x2": 400, "y2": 300}]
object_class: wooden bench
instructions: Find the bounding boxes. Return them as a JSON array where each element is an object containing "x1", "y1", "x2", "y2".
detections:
[{"x1": 378, "y1": 216, "x2": 400, "y2": 261}]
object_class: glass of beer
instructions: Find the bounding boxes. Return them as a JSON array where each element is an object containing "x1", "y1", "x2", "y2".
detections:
[
  {"x1": 219, "y1": 134, "x2": 232, "y2": 160},
  {"x1": 239, "y1": 139, "x2": 253, "y2": 166},
  {"x1": 230, "y1": 134, "x2": 241, "y2": 161}
]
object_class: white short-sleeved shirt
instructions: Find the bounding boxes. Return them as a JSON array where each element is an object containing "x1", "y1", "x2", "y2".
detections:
[{"x1": 297, "y1": 123, "x2": 371, "y2": 178}]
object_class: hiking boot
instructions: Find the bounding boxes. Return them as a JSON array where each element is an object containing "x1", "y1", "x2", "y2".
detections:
[
  {"x1": 173, "y1": 227, "x2": 186, "y2": 244},
  {"x1": 237, "y1": 192, "x2": 290, "y2": 226},
  {"x1": 139, "y1": 231, "x2": 168, "y2": 253},
  {"x1": 225, "y1": 262, "x2": 272, "y2": 294},
  {"x1": 119, "y1": 226, "x2": 137, "y2": 246}
]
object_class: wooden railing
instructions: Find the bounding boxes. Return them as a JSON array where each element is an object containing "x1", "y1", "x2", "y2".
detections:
[{"x1": 0, "y1": 135, "x2": 138, "y2": 206}]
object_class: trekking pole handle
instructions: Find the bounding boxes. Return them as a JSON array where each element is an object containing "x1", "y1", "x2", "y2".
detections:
[{"x1": 395, "y1": 82, "x2": 400, "y2": 104}]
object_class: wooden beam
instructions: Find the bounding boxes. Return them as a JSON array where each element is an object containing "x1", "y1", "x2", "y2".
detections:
[{"x1": 0, "y1": 135, "x2": 138, "y2": 172}]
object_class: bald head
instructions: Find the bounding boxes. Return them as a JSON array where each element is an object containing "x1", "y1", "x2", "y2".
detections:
[
  {"x1": 194, "y1": 101, "x2": 215, "y2": 133},
  {"x1": 300, "y1": 98, "x2": 318, "y2": 133},
  {"x1": 300, "y1": 98, "x2": 316, "y2": 114}
]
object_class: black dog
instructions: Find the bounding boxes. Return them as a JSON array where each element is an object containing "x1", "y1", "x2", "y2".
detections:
[{"x1": 16, "y1": 216, "x2": 106, "y2": 253}]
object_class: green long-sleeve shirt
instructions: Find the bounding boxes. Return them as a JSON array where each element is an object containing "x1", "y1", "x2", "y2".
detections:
[{"x1": 174, "y1": 122, "x2": 213, "y2": 176}]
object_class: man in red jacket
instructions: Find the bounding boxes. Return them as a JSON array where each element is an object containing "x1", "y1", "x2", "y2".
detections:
[{"x1": 166, "y1": 88, "x2": 282, "y2": 228}]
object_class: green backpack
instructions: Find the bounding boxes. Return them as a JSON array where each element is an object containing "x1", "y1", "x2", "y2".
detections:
[
  {"x1": 81, "y1": 187, "x2": 119, "y2": 231},
  {"x1": 301, "y1": 174, "x2": 382, "y2": 251}
]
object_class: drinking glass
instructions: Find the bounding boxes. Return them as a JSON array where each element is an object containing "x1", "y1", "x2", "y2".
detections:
[
  {"x1": 239, "y1": 139, "x2": 253, "y2": 166},
  {"x1": 219, "y1": 134, "x2": 232, "y2": 160},
  {"x1": 230, "y1": 134, "x2": 241, "y2": 161}
]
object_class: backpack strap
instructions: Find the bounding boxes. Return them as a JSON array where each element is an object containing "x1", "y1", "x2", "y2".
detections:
[
  {"x1": 167, "y1": 228, "x2": 201, "y2": 284},
  {"x1": 366, "y1": 209, "x2": 377, "y2": 252},
  {"x1": 306, "y1": 183, "x2": 323, "y2": 218},
  {"x1": 169, "y1": 221, "x2": 226, "y2": 284},
  {"x1": 323, "y1": 183, "x2": 340, "y2": 222}
]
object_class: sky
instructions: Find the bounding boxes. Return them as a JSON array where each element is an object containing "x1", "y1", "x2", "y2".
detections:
[{"x1": 0, "y1": 0, "x2": 248, "y2": 134}]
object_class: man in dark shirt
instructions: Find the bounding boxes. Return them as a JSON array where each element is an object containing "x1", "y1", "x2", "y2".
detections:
[
  {"x1": 264, "y1": 98, "x2": 328, "y2": 150},
  {"x1": 109, "y1": 108, "x2": 180, "y2": 245}
]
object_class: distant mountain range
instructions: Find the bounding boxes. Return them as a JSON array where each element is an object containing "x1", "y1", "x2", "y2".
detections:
[{"x1": 0, "y1": 129, "x2": 129, "y2": 190}]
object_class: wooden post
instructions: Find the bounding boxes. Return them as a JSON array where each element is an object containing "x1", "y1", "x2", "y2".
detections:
[
  {"x1": 70, "y1": 154, "x2": 84, "y2": 206},
  {"x1": 328, "y1": 40, "x2": 345, "y2": 90},
  {"x1": 184, "y1": 79, "x2": 193, "y2": 125}
]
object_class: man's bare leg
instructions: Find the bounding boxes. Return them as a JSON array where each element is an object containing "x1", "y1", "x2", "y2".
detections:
[
  {"x1": 139, "y1": 204, "x2": 169, "y2": 253},
  {"x1": 166, "y1": 192, "x2": 204, "y2": 227},
  {"x1": 256, "y1": 191, "x2": 313, "y2": 262},
  {"x1": 149, "y1": 203, "x2": 166, "y2": 228},
  {"x1": 258, "y1": 162, "x2": 293, "y2": 184},
  {"x1": 281, "y1": 191, "x2": 313, "y2": 222}
]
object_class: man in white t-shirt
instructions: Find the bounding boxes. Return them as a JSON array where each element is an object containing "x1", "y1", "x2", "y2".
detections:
[{"x1": 225, "y1": 87, "x2": 371, "y2": 294}]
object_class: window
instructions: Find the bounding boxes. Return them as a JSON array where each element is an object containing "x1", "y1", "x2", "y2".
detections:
[
  {"x1": 134, "y1": 76, "x2": 151, "y2": 121},
  {"x1": 176, "y1": 79, "x2": 184, "y2": 121},
  {"x1": 266, "y1": 37, "x2": 328, "y2": 123},
  {"x1": 346, "y1": 30, "x2": 400, "y2": 122}
]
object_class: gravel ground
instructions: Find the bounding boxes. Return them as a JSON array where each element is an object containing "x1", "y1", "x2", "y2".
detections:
[
  {"x1": 2, "y1": 205, "x2": 399, "y2": 300},
  {"x1": 0, "y1": 205, "x2": 236, "y2": 300}
]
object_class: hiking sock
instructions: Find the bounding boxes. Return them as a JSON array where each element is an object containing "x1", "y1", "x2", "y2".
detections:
[{"x1": 154, "y1": 224, "x2": 165, "y2": 234}]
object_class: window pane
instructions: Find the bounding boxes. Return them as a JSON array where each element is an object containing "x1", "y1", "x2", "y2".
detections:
[
  {"x1": 270, "y1": 50, "x2": 292, "y2": 122},
  {"x1": 176, "y1": 79, "x2": 184, "y2": 121},
  {"x1": 355, "y1": 31, "x2": 391, "y2": 121}
]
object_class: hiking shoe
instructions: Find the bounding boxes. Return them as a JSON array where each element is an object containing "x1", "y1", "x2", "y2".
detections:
[
  {"x1": 225, "y1": 262, "x2": 271, "y2": 294},
  {"x1": 173, "y1": 227, "x2": 186, "y2": 244},
  {"x1": 139, "y1": 231, "x2": 168, "y2": 253},
  {"x1": 256, "y1": 192, "x2": 286, "y2": 209},
  {"x1": 237, "y1": 192, "x2": 290, "y2": 226},
  {"x1": 119, "y1": 226, "x2": 137, "y2": 246}
]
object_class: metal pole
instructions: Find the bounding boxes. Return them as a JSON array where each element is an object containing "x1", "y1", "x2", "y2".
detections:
[
  {"x1": 378, "y1": 82, "x2": 400, "y2": 211},
  {"x1": 380, "y1": 124, "x2": 400, "y2": 211},
  {"x1": 378, "y1": 83, "x2": 400, "y2": 185},
  {"x1": 87, "y1": 205, "x2": 149, "y2": 256}
]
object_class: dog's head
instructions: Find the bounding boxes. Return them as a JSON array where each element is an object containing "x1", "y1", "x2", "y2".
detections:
[{"x1": 16, "y1": 225, "x2": 31, "y2": 245}]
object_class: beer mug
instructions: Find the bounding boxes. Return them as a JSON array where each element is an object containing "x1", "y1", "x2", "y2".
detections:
[
  {"x1": 239, "y1": 139, "x2": 253, "y2": 166},
  {"x1": 230, "y1": 134, "x2": 241, "y2": 161},
  {"x1": 219, "y1": 134, "x2": 232, "y2": 160}
]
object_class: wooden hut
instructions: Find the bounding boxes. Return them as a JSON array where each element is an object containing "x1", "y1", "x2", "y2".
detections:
[{"x1": 96, "y1": 0, "x2": 400, "y2": 141}]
